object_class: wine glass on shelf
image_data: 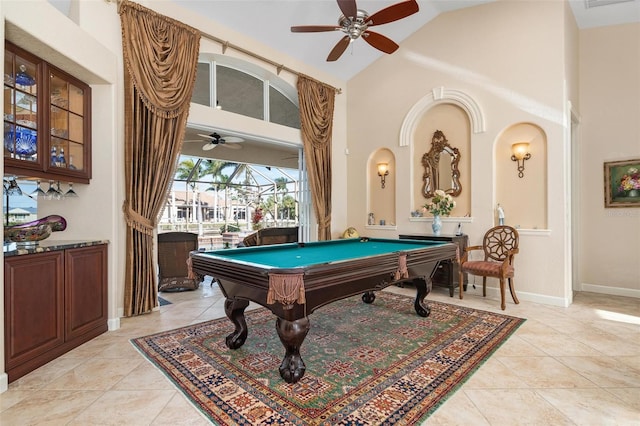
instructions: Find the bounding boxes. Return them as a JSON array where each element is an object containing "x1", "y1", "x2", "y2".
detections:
[
  {"x1": 5, "y1": 177, "x2": 23, "y2": 196},
  {"x1": 64, "y1": 183, "x2": 79, "y2": 198},
  {"x1": 30, "y1": 180, "x2": 47, "y2": 198},
  {"x1": 45, "y1": 180, "x2": 61, "y2": 200}
]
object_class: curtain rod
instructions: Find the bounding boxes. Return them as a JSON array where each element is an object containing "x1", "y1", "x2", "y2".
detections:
[
  {"x1": 198, "y1": 29, "x2": 342, "y2": 95},
  {"x1": 107, "y1": 0, "x2": 342, "y2": 94}
]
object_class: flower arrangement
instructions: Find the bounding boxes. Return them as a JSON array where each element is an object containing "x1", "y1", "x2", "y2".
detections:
[
  {"x1": 618, "y1": 167, "x2": 640, "y2": 193},
  {"x1": 251, "y1": 208, "x2": 264, "y2": 230},
  {"x1": 423, "y1": 189, "x2": 456, "y2": 216}
]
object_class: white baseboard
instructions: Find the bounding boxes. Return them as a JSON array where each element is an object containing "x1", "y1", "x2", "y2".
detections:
[
  {"x1": 464, "y1": 281, "x2": 638, "y2": 308},
  {"x1": 515, "y1": 290, "x2": 570, "y2": 307},
  {"x1": 0, "y1": 372, "x2": 8, "y2": 394},
  {"x1": 580, "y1": 282, "x2": 640, "y2": 298},
  {"x1": 107, "y1": 317, "x2": 120, "y2": 331},
  {"x1": 464, "y1": 284, "x2": 570, "y2": 307}
]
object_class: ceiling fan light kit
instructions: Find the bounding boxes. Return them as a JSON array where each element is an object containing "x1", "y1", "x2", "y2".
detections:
[{"x1": 291, "y1": 0, "x2": 419, "y2": 61}]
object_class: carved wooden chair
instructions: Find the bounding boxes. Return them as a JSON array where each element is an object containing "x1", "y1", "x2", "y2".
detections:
[
  {"x1": 157, "y1": 232, "x2": 203, "y2": 292},
  {"x1": 458, "y1": 225, "x2": 520, "y2": 310},
  {"x1": 241, "y1": 227, "x2": 298, "y2": 247}
]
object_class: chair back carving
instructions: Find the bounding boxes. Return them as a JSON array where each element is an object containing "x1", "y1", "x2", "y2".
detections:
[{"x1": 483, "y1": 226, "x2": 519, "y2": 263}]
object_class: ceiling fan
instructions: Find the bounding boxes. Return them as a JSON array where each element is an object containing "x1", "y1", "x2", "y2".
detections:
[
  {"x1": 290, "y1": 0, "x2": 419, "y2": 62},
  {"x1": 188, "y1": 133, "x2": 244, "y2": 151}
]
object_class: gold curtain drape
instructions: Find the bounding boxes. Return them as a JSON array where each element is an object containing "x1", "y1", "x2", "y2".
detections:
[
  {"x1": 297, "y1": 75, "x2": 336, "y2": 241},
  {"x1": 119, "y1": 0, "x2": 201, "y2": 316}
]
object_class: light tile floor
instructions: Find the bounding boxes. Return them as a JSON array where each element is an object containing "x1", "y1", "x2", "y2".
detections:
[{"x1": 1, "y1": 278, "x2": 639, "y2": 425}]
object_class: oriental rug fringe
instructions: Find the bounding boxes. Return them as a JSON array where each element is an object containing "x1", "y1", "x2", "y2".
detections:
[{"x1": 132, "y1": 292, "x2": 524, "y2": 425}]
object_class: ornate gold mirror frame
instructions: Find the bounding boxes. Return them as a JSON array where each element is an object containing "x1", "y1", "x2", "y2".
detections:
[{"x1": 421, "y1": 130, "x2": 462, "y2": 198}]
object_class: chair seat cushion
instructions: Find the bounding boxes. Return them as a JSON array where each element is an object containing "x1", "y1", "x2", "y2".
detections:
[
  {"x1": 158, "y1": 276, "x2": 199, "y2": 292},
  {"x1": 462, "y1": 261, "x2": 514, "y2": 278}
]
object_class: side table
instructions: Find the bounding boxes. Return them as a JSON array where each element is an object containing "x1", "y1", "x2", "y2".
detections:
[{"x1": 399, "y1": 233, "x2": 468, "y2": 297}]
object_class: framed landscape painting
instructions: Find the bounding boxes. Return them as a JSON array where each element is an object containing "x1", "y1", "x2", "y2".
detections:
[{"x1": 604, "y1": 159, "x2": 640, "y2": 208}]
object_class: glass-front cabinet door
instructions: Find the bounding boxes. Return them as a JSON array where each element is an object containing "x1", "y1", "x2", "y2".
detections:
[
  {"x1": 4, "y1": 46, "x2": 41, "y2": 171},
  {"x1": 4, "y1": 41, "x2": 91, "y2": 183},
  {"x1": 49, "y1": 70, "x2": 89, "y2": 176}
]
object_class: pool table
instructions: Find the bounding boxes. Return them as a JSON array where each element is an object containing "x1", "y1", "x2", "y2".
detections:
[{"x1": 190, "y1": 237, "x2": 458, "y2": 383}]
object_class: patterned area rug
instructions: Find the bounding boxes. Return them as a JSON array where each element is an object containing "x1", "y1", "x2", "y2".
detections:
[
  {"x1": 132, "y1": 292, "x2": 524, "y2": 425},
  {"x1": 158, "y1": 296, "x2": 172, "y2": 306}
]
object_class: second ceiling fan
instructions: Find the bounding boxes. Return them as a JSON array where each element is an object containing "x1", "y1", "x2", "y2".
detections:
[
  {"x1": 196, "y1": 133, "x2": 244, "y2": 151},
  {"x1": 291, "y1": 0, "x2": 419, "y2": 62}
]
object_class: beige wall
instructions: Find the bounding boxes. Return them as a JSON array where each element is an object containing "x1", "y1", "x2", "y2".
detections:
[
  {"x1": 496, "y1": 123, "x2": 547, "y2": 229},
  {"x1": 578, "y1": 23, "x2": 640, "y2": 293},
  {"x1": 369, "y1": 148, "x2": 396, "y2": 226},
  {"x1": 347, "y1": 0, "x2": 575, "y2": 305}
]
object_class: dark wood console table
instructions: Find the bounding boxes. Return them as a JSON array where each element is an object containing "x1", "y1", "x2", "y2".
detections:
[{"x1": 399, "y1": 234, "x2": 468, "y2": 297}]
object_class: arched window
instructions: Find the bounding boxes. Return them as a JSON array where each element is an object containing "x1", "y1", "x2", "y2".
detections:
[{"x1": 192, "y1": 56, "x2": 300, "y2": 129}]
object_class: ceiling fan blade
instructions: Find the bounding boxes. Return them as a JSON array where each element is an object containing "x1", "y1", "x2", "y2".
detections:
[
  {"x1": 220, "y1": 143, "x2": 242, "y2": 150},
  {"x1": 362, "y1": 31, "x2": 400, "y2": 53},
  {"x1": 337, "y1": 0, "x2": 358, "y2": 20},
  {"x1": 197, "y1": 133, "x2": 215, "y2": 139},
  {"x1": 362, "y1": 31, "x2": 399, "y2": 54},
  {"x1": 222, "y1": 136, "x2": 244, "y2": 143},
  {"x1": 327, "y1": 36, "x2": 351, "y2": 62},
  {"x1": 291, "y1": 25, "x2": 340, "y2": 33},
  {"x1": 367, "y1": 0, "x2": 419, "y2": 26},
  {"x1": 202, "y1": 143, "x2": 218, "y2": 151}
]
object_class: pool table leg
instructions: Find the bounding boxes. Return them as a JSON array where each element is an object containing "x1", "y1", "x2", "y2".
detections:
[
  {"x1": 276, "y1": 316, "x2": 310, "y2": 384},
  {"x1": 224, "y1": 298, "x2": 250, "y2": 349},
  {"x1": 413, "y1": 277, "x2": 432, "y2": 317}
]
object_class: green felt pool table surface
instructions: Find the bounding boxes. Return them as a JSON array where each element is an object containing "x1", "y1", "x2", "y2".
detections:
[{"x1": 195, "y1": 237, "x2": 448, "y2": 269}]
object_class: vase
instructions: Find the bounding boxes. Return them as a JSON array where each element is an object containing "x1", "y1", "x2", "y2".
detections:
[
  {"x1": 432, "y1": 214, "x2": 442, "y2": 236},
  {"x1": 628, "y1": 189, "x2": 640, "y2": 198}
]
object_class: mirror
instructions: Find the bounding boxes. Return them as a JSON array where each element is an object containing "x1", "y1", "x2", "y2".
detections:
[{"x1": 421, "y1": 130, "x2": 461, "y2": 198}]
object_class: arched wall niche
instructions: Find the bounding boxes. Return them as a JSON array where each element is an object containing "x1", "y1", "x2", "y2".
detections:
[
  {"x1": 368, "y1": 148, "x2": 396, "y2": 227},
  {"x1": 411, "y1": 104, "x2": 471, "y2": 217},
  {"x1": 495, "y1": 123, "x2": 548, "y2": 229},
  {"x1": 401, "y1": 87, "x2": 483, "y2": 219},
  {"x1": 400, "y1": 86, "x2": 486, "y2": 149}
]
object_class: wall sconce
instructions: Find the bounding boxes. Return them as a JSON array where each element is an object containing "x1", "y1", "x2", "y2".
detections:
[
  {"x1": 511, "y1": 143, "x2": 531, "y2": 178},
  {"x1": 377, "y1": 162, "x2": 389, "y2": 188}
]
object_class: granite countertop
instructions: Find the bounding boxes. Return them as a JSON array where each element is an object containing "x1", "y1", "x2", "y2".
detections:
[{"x1": 3, "y1": 239, "x2": 109, "y2": 257}]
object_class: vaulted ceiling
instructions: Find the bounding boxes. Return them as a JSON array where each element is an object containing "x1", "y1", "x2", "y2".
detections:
[
  {"x1": 46, "y1": 0, "x2": 639, "y2": 167},
  {"x1": 172, "y1": 0, "x2": 639, "y2": 167},
  {"x1": 171, "y1": 0, "x2": 640, "y2": 81}
]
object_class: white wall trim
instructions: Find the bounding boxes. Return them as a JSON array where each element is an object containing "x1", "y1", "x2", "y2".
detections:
[
  {"x1": 465, "y1": 285, "x2": 571, "y2": 308},
  {"x1": 516, "y1": 228, "x2": 553, "y2": 236},
  {"x1": 107, "y1": 317, "x2": 120, "y2": 331},
  {"x1": 465, "y1": 283, "x2": 639, "y2": 310},
  {"x1": 399, "y1": 86, "x2": 486, "y2": 148},
  {"x1": 408, "y1": 216, "x2": 474, "y2": 223},
  {"x1": 0, "y1": 373, "x2": 7, "y2": 393},
  {"x1": 580, "y1": 283, "x2": 640, "y2": 299}
]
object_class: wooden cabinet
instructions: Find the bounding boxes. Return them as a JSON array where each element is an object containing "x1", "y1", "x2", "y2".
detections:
[
  {"x1": 4, "y1": 244, "x2": 107, "y2": 382},
  {"x1": 3, "y1": 251, "x2": 64, "y2": 378},
  {"x1": 399, "y1": 234, "x2": 468, "y2": 297},
  {"x1": 4, "y1": 41, "x2": 91, "y2": 183},
  {"x1": 65, "y1": 245, "x2": 108, "y2": 342}
]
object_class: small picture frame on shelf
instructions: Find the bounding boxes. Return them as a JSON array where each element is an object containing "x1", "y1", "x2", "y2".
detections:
[{"x1": 604, "y1": 159, "x2": 640, "y2": 208}]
